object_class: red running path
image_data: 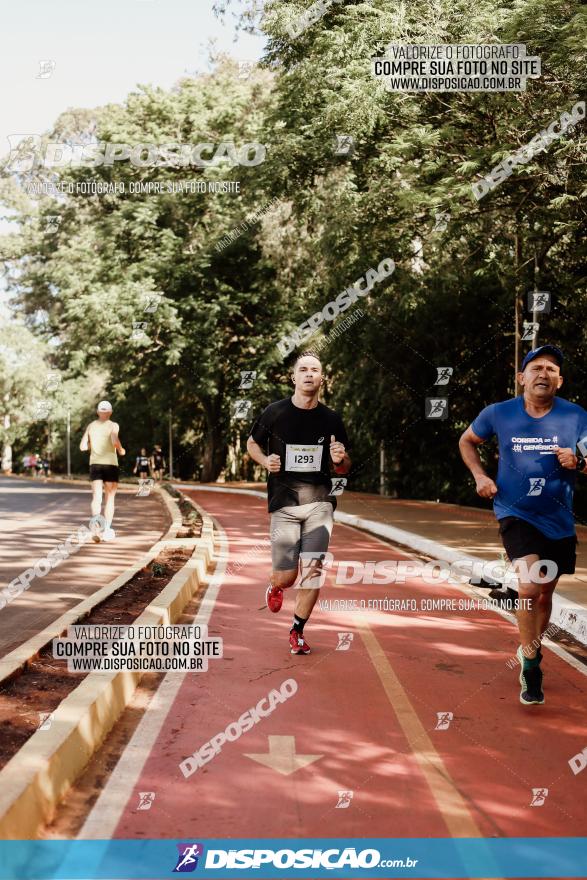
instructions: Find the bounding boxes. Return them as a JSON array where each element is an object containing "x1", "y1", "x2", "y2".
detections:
[{"x1": 81, "y1": 488, "x2": 587, "y2": 842}]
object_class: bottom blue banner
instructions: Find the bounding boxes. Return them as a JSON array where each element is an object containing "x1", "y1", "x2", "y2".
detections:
[{"x1": 0, "y1": 837, "x2": 585, "y2": 879}]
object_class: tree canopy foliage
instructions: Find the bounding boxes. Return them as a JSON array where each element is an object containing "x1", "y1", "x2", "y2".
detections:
[{"x1": 1, "y1": 0, "x2": 586, "y2": 508}]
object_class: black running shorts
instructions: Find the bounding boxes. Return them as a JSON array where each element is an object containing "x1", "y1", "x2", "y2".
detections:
[
  {"x1": 89, "y1": 464, "x2": 119, "y2": 483},
  {"x1": 498, "y1": 516, "x2": 577, "y2": 576}
]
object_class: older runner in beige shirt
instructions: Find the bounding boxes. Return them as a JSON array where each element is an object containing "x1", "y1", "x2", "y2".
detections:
[{"x1": 80, "y1": 400, "x2": 125, "y2": 541}]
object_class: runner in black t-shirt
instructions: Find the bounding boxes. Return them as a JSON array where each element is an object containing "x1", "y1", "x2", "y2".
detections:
[
  {"x1": 133, "y1": 448, "x2": 151, "y2": 479},
  {"x1": 247, "y1": 352, "x2": 351, "y2": 655},
  {"x1": 151, "y1": 445, "x2": 166, "y2": 481}
]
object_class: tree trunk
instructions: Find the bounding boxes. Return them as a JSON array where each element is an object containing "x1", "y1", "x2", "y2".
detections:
[
  {"x1": 1, "y1": 443, "x2": 12, "y2": 473},
  {"x1": 200, "y1": 397, "x2": 228, "y2": 482},
  {"x1": 2, "y1": 413, "x2": 12, "y2": 473},
  {"x1": 514, "y1": 222, "x2": 523, "y2": 395}
]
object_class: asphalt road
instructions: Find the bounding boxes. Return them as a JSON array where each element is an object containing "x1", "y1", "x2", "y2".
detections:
[{"x1": 0, "y1": 475, "x2": 170, "y2": 657}]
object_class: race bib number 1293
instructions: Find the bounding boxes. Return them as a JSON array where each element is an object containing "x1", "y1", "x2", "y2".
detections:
[{"x1": 285, "y1": 444, "x2": 323, "y2": 472}]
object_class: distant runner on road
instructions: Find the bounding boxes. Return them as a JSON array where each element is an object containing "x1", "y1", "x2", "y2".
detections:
[
  {"x1": 80, "y1": 400, "x2": 126, "y2": 542},
  {"x1": 134, "y1": 448, "x2": 151, "y2": 479},
  {"x1": 247, "y1": 352, "x2": 351, "y2": 655},
  {"x1": 150, "y1": 445, "x2": 166, "y2": 481},
  {"x1": 459, "y1": 345, "x2": 587, "y2": 706}
]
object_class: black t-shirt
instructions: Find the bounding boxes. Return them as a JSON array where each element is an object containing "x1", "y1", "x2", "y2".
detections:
[
  {"x1": 250, "y1": 397, "x2": 350, "y2": 512},
  {"x1": 136, "y1": 455, "x2": 150, "y2": 471}
]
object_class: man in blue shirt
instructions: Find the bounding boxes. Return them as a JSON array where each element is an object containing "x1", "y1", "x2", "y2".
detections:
[{"x1": 459, "y1": 345, "x2": 587, "y2": 705}]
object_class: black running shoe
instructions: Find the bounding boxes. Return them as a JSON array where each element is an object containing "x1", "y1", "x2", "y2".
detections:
[{"x1": 517, "y1": 646, "x2": 544, "y2": 705}]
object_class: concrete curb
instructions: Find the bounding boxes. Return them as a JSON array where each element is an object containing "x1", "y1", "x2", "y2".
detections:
[
  {"x1": 181, "y1": 485, "x2": 587, "y2": 648},
  {"x1": 159, "y1": 484, "x2": 183, "y2": 539},
  {"x1": 0, "y1": 492, "x2": 216, "y2": 839}
]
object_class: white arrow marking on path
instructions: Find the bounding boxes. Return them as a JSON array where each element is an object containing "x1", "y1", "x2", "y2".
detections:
[{"x1": 244, "y1": 736, "x2": 322, "y2": 776}]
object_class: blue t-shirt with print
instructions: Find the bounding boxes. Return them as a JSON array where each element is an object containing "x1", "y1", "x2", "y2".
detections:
[{"x1": 471, "y1": 396, "x2": 587, "y2": 539}]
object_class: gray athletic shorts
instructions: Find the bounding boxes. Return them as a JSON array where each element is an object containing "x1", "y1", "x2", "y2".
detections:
[{"x1": 270, "y1": 501, "x2": 334, "y2": 571}]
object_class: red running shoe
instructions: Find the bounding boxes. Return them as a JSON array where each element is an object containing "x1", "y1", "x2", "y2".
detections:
[
  {"x1": 265, "y1": 584, "x2": 283, "y2": 613},
  {"x1": 289, "y1": 630, "x2": 311, "y2": 655}
]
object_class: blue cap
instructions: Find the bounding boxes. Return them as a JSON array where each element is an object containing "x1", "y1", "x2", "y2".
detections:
[{"x1": 521, "y1": 345, "x2": 563, "y2": 371}]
